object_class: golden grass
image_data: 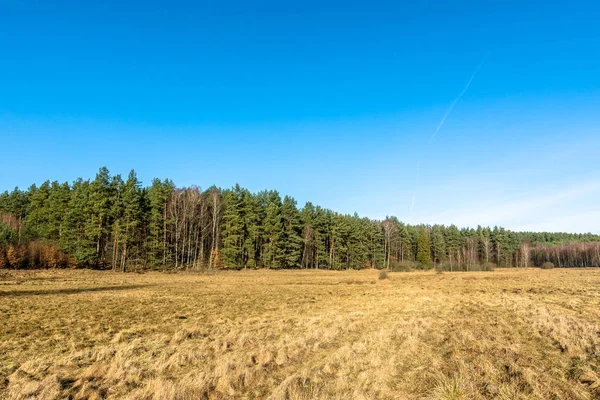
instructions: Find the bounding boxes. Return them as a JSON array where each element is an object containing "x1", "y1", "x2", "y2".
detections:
[{"x1": 1, "y1": 268, "x2": 600, "y2": 399}]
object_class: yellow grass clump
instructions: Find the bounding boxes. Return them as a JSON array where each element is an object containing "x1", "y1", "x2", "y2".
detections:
[{"x1": 1, "y1": 268, "x2": 599, "y2": 399}]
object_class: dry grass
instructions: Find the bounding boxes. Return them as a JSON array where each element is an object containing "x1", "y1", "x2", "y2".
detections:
[{"x1": 1, "y1": 268, "x2": 600, "y2": 399}]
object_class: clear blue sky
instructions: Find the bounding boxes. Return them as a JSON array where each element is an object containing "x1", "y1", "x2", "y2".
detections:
[{"x1": 1, "y1": 1, "x2": 599, "y2": 233}]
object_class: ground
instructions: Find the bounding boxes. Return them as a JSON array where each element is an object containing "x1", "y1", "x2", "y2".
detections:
[{"x1": 1, "y1": 268, "x2": 600, "y2": 400}]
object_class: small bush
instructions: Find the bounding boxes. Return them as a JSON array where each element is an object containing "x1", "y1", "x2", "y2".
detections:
[
  {"x1": 378, "y1": 269, "x2": 389, "y2": 280},
  {"x1": 470, "y1": 263, "x2": 496, "y2": 272},
  {"x1": 390, "y1": 260, "x2": 419, "y2": 272},
  {"x1": 435, "y1": 263, "x2": 496, "y2": 272},
  {"x1": 435, "y1": 265, "x2": 444, "y2": 274},
  {"x1": 540, "y1": 262, "x2": 555, "y2": 270},
  {"x1": 0, "y1": 247, "x2": 8, "y2": 269},
  {"x1": 484, "y1": 262, "x2": 496, "y2": 271}
]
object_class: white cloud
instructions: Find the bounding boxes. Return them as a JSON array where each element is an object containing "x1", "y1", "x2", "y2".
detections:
[{"x1": 417, "y1": 180, "x2": 600, "y2": 233}]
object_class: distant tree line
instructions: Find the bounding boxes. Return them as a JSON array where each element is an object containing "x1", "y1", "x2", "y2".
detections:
[{"x1": 0, "y1": 167, "x2": 598, "y2": 271}]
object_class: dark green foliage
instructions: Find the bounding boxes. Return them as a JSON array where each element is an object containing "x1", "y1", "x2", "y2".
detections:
[
  {"x1": 1, "y1": 167, "x2": 599, "y2": 270},
  {"x1": 61, "y1": 178, "x2": 96, "y2": 265},
  {"x1": 416, "y1": 227, "x2": 432, "y2": 267},
  {"x1": 278, "y1": 196, "x2": 303, "y2": 268},
  {"x1": 147, "y1": 178, "x2": 175, "y2": 268}
]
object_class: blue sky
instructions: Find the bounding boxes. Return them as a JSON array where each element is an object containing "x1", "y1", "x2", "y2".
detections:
[{"x1": 1, "y1": 1, "x2": 599, "y2": 233}]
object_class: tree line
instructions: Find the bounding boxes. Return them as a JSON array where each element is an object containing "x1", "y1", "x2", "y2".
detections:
[{"x1": 0, "y1": 167, "x2": 598, "y2": 271}]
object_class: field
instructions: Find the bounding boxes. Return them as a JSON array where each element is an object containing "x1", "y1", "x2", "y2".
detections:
[{"x1": 1, "y1": 268, "x2": 600, "y2": 399}]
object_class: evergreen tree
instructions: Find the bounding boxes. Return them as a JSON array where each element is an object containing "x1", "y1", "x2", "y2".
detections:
[
  {"x1": 46, "y1": 181, "x2": 71, "y2": 241},
  {"x1": 221, "y1": 185, "x2": 245, "y2": 267},
  {"x1": 300, "y1": 202, "x2": 316, "y2": 269},
  {"x1": 430, "y1": 225, "x2": 446, "y2": 265},
  {"x1": 278, "y1": 196, "x2": 302, "y2": 268},
  {"x1": 25, "y1": 181, "x2": 51, "y2": 239},
  {"x1": 61, "y1": 179, "x2": 95, "y2": 265},
  {"x1": 109, "y1": 174, "x2": 124, "y2": 270},
  {"x1": 119, "y1": 170, "x2": 143, "y2": 271},
  {"x1": 262, "y1": 191, "x2": 283, "y2": 268},
  {"x1": 416, "y1": 226, "x2": 432, "y2": 266},
  {"x1": 147, "y1": 178, "x2": 174, "y2": 268},
  {"x1": 242, "y1": 190, "x2": 261, "y2": 268},
  {"x1": 312, "y1": 206, "x2": 329, "y2": 269},
  {"x1": 2, "y1": 166, "x2": 599, "y2": 271},
  {"x1": 86, "y1": 167, "x2": 114, "y2": 266}
]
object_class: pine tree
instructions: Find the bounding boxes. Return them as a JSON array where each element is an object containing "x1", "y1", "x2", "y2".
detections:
[
  {"x1": 416, "y1": 226, "x2": 431, "y2": 267},
  {"x1": 398, "y1": 224, "x2": 411, "y2": 262},
  {"x1": 61, "y1": 179, "x2": 96, "y2": 266},
  {"x1": 348, "y1": 215, "x2": 369, "y2": 269},
  {"x1": 241, "y1": 190, "x2": 261, "y2": 268},
  {"x1": 430, "y1": 225, "x2": 446, "y2": 265},
  {"x1": 368, "y1": 219, "x2": 385, "y2": 268},
  {"x1": 4, "y1": 166, "x2": 600, "y2": 271},
  {"x1": 312, "y1": 206, "x2": 329, "y2": 269},
  {"x1": 221, "y1": 185, "x2": 245, "y2": 268},
  {"x1": 444, "y1": 225, "x2": 461, "y2": 270},
  {"x1": 5, "y1": 188, "x2": 29, "y2": 244},
  {"x1": 47, "y1": 181, "x2": 71, "y2": 241},
  {"x1": 491, "y1": 226, "x2": 507, "y2": 267},
  {"x1": 25, "y1": 181, "x2": 51, "y2": 239},
  {"x1": 119, "y1": 170, "x2": 143, "y2": 271},
  {"x1": 262, "y1": 191, "x2": 283, "y2": 268},
  {"x1": 108, "y1": 174, "x2": 124, "y2": 270},
  {"x1": 278, "y1": 196, "x2": 302, "y2": 268},
  {"x1": 300, "y1": 202, "x2": 316, "y2": 269},
  {"x1": 86, "y1": 167, "x2": 114, "y2": 266},
  {"x1": 147, "y1": 178, "x2": 174, "y2": 268}
]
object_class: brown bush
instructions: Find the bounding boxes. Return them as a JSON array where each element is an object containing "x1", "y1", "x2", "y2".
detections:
[
  {"x1": 7, "y1": 245, "x2": 23, "y2": 268},
  {"x1": 0, "y1": 247, "x2": 8, "y2": 268},
  {"x1": 35, "y1": 242, "x2": 67, "y2": 269},
  {"x1": 210, "y1": 247, "x2": 224, "y2": 268},
  {"x1": 484, "y1": 262, "x2": 497, "y2": 271},
  {"x1": 1, "y1": 242, "x2": 68, "y2": 269},
  {"x1": 541, "y1": 262, "x2": 555, "y2": 270},
  {"x1": 390, "y1": 259, "x2": 419, "y2": 272},
  {"x1": 378, "y1": 269, "x2": 389, "y2": 280}
]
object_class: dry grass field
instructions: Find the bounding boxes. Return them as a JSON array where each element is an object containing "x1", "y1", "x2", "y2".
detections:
[{"x1": 1, "y1": 268, "x2": 600, "y2": 400}]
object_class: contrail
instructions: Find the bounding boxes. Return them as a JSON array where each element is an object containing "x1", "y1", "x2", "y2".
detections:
[
  {"x1": 410, "y1": 53, "x2": 490, "y2": 215},
  {"x1": 429, "y1": 52, "x2": 490, "y2": 143}
]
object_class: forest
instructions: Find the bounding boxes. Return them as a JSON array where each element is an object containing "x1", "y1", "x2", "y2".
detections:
[{"x1": 0, "y1": 167, "x2": 599, "y2": 271}]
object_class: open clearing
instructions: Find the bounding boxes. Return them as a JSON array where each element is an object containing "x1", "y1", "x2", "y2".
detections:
[{"x1": 1, "y1": 269, "x2": 600, "y2": 399}]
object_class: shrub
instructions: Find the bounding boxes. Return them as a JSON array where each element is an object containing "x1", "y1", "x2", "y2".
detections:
[
  {"x1": 470, "y1": 263, "x2": 496, "y2": 272},
  {"x1": 378, "y1": 269, "x2": 389, "y2": 280},
  {"x1": 6, "y1": 246, "x2": 23, "y2": 268},
  {"x1": 209, "y1": 247, "x2": 224, "y2": 268},
  {"x1": 540, "y1": 262, "x2": 555, "y2": 270},
  {"x1": 438, "y1": 262, "x2": 452, "y2": 271},
  {"x1": 390, "y1": 260, "x2": 418, "y2": 272},
  {"x1": 484, "y1": 262, "x2": 496, "y2": 271},
  {"x1": 0, "y1": 247, "x2": 8, "y2": 269}
]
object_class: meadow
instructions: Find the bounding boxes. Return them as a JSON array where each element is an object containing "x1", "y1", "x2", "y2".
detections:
[{"x1": 1, "y1": 268, "x2": 599, "y2": 399}]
